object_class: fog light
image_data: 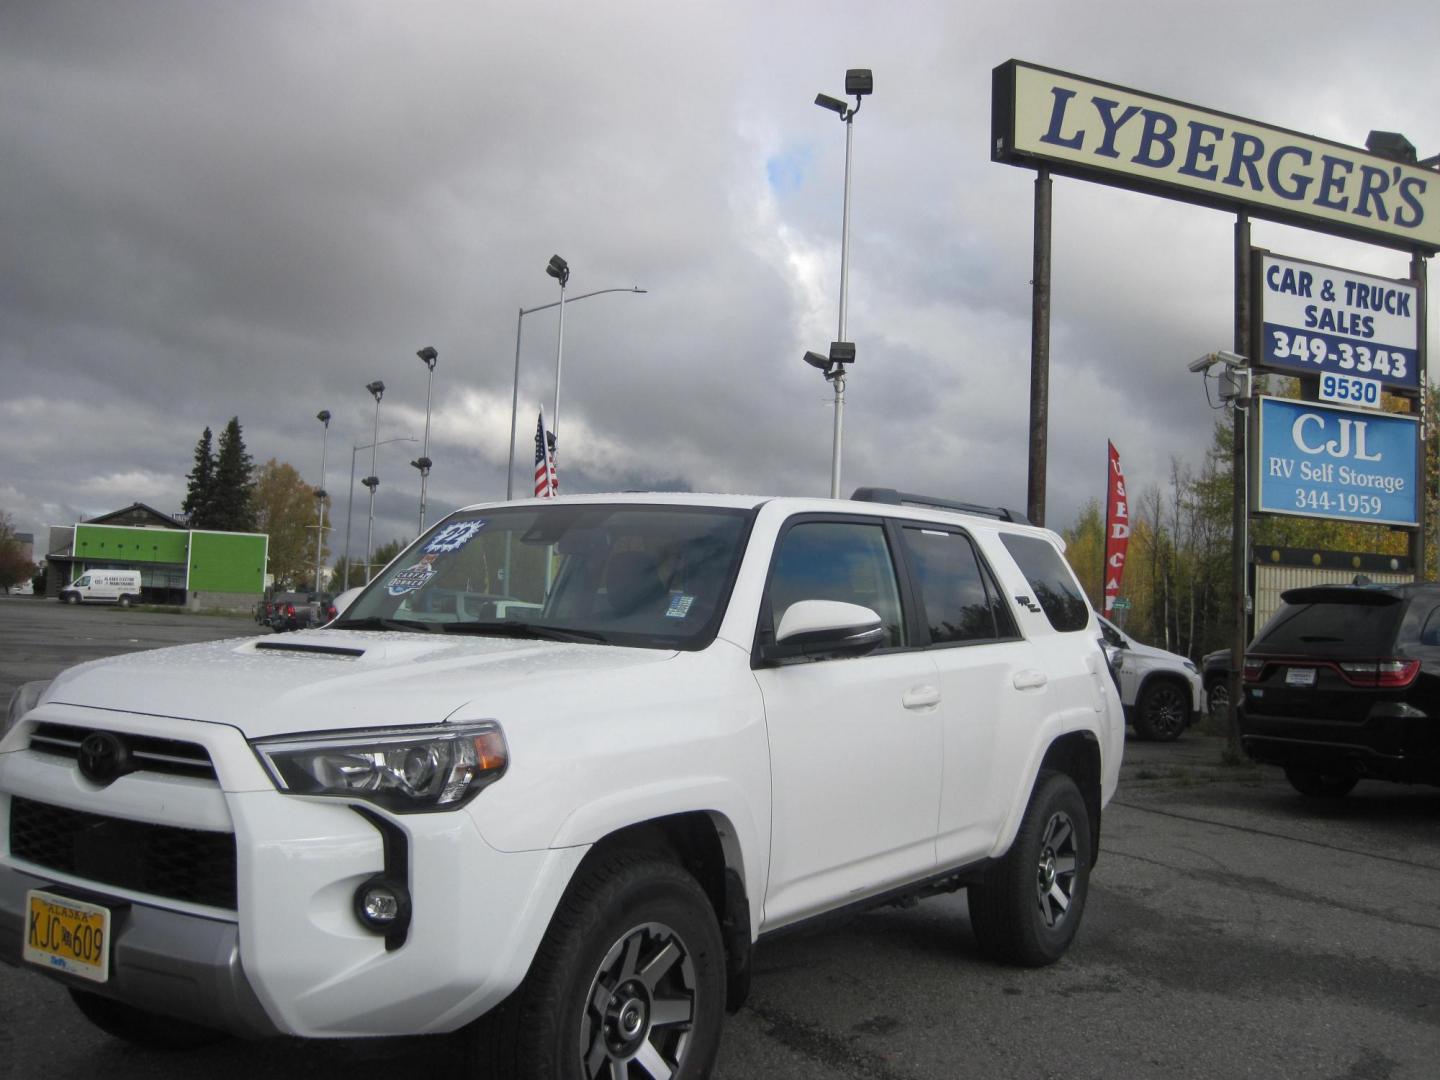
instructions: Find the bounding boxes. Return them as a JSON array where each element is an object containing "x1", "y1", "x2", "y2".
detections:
[{"x1": 354, "y1": 876, "x2": 411, "y2": 935}]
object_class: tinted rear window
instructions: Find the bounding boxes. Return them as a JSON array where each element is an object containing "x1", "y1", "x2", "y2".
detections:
[
  {"x1": 1253, "y1": 598, "x2": 1404, "y2": 656},
  {"x1": 998, "y1": 533, "x2": 1089, "y2": 633}
]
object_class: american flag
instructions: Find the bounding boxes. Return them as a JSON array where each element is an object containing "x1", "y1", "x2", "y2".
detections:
[{"x1": 533, "y1": 408, "x2": 558, "y2": 498}]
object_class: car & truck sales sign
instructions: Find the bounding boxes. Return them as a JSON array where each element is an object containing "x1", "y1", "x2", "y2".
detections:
[
  {"x1": 992, "y1": 61, "x2": 1440, "y2": 254},
  {"x1": 1256, "y1": 254, "x2": 1419, "y2": 390},
  {"x1": 1255, "y1": 397, "x2": 1419, "y2": 527}
]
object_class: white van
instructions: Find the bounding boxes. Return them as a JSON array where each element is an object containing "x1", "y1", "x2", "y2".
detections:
[{"x1": 59, "y1": 569, "x2": 143, "y2": 607}]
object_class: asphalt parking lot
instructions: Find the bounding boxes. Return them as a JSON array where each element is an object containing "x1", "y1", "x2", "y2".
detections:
[{"x1": 1, "y1": 597, "x2": 1438, "y2": 1078}]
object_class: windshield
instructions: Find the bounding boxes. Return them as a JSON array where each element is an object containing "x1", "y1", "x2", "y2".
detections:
[{"x1": 335, "y1": 504, "x2": 752, "y2": 650}]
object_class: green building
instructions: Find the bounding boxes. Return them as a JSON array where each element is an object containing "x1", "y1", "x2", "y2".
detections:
[{"x1": 46, "y1": 503, "x2": 268, "y2": 611}]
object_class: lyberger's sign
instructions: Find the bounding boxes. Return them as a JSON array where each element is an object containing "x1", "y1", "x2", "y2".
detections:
[{"x1": 993, "y1": 61, "x2": 1440, "y2": 253}]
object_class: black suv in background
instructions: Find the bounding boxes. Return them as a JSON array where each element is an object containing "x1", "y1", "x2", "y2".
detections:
[{"x1": 1240, "y1": 583, "x2": 1440, "y2": 797}]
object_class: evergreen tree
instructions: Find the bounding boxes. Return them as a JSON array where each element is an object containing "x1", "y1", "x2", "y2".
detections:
[
  {"x1": 211, "y1": 417, "x2": 257, "y2": 532},
  {"x1": 182, "y1": 427, "x2": 216, "y2": 527}
]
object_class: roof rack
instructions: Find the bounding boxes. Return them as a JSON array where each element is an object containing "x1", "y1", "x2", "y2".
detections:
[{"x1": 850, "y1": 487, "x2": 1029, "y2": 524}]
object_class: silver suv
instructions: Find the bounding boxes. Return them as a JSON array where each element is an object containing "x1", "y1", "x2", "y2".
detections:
[{"x1": 1097, "y1": 614, "x2": 1203, "y2": 741}]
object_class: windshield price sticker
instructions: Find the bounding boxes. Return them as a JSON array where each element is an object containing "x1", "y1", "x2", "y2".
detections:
[
  {"x1": 1255, "y1": 397, "x2": 1419, "y2": 527},
  {"x1": 1318, "y1": 372, "x2": 1382, "y2": 409},
  {"x1": 1258, "y1": 254, "x2": 1418, "y2": 389}
]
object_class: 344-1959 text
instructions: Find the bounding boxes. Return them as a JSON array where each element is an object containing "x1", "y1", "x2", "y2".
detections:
[{"x1": 1294, "y1": 489, "x2": 1382, "y2": 516}]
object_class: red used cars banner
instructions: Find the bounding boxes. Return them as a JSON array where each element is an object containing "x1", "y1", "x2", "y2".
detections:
[{"x1": 1103, "y1": 440, "x2": 1129, "y2": 614}]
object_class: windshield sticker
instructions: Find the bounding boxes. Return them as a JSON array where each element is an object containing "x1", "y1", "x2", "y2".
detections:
[
  {"x1": 387, "y1": 556, "x2": 437, "y2": 596},
  {"x1": 423, "y1": 520, "x2": 487, "y2": 555},
  {"x1": 665, "y1": 593, "x2": 695, "y2": 619}
]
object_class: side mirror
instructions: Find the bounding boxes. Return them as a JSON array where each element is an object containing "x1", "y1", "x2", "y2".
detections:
[
  {"x1": 331, "y1": 587, "x2": 363, "y2": 619},
  {"x1": 760, "y1": 600, "x2": 886, "y2": 664}
]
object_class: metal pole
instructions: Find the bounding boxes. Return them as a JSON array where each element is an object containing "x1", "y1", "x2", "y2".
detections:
[
  {"x1": 1027, "y1": 167, "x2": 1053, "y2": 527},
  {"x1": 313, "y1": 418, "x2": 329, "y2": 593},
  {"x1": 506, "y1": 306, "x2": 524, "y2": 501},
  {"x1": 365, "y1": 397, "x2": 381, "y2": 583},
  {"x1": 829, "y1": 113, "x2": 856, "y2": 500},
  {"x1": 418, "y1": 361, "x2": 434, "y2": 534},
  {"x1": 1410, "y1": 251, "x2": 1428, "y2": 579},
  {"x1": 1226, "y1": 211, "x2": 1252, "y2": 763},
  {"x1": 505, "y1": 289, "x2": 645, "y2": 501},
  {"x1": 552, "y1": 280, "x2": 568, "y2": 443},
  {"x1": 343, "y1": 445, "x2": 358, "y2": 592}
]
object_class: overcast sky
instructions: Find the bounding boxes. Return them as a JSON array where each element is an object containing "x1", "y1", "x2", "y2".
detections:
[{"x1": 2, "y1": 0, "x2": 1437, "y2": 567}]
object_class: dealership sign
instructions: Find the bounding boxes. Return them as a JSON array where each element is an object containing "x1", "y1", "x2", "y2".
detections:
[
  {"x1": 1255, "y1": 397, "x2": 1419, "y2": 526},
  {"x1": 1256, "y1": 253, "x2": 1419, "y2": 390},
  {"x1": 992, "y1": 61, "x2": 1440, "y2": 253}
]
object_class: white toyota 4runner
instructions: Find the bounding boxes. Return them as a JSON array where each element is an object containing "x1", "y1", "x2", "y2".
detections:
[{"x1": 2, "y1": 489, "x2": 1123, "y2": 1078}]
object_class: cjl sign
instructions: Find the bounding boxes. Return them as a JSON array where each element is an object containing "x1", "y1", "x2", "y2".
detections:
[{"x1": 1254, "y1": 397, "x2": 1419, "y2": 527}]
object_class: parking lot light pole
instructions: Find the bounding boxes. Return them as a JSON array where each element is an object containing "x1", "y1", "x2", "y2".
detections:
[
  {"x1": 343, "y1": 435, "x2": 416, "y2": 592},
  {"x1": 545, "y1": 256, "x2": 570, "y2": 450},
  {"x1": 362, "y1": 381, "x2": 385, "y2": 584},
  {"x1": 814, "y1": 68, "x2": 872, "y2": 498},
  {"x1": 313, "y1": 410, "x2": 331, "y2": 593},
  {"x1": 505, "y1": 285, "x2": 647, "y2": 499},
  {"x1": 413, "y1": 347, "x2": 438, "y2": 536}
]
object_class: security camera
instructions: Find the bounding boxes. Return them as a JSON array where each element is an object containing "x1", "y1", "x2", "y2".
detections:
[
  {"x1": 1188, "y1": 350, "x2": 1248, "y2": 373},
  {"x1": 803, "y1": 350, "x2": 833, "y2": 371}
]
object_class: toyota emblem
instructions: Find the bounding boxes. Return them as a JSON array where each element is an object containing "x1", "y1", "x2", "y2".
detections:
[{"x1": 78, "y1": 731, "x2": 128, "y2": 785}]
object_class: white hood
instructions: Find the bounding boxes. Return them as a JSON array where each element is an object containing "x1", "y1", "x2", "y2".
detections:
[{"x1": 43, "y1": 630, "x2": 677, "y2": 739}]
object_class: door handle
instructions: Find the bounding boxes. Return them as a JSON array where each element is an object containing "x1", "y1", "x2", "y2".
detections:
[
  {"x1": 1012, "y1": 670, "x2": 1048, "y2": 691},
  {"x1": 902, "y1": 685, "x2": 941, "y2": 710}
]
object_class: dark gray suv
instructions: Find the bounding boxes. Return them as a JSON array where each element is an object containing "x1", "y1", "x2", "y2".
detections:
[{"x1": 1239, "y1": 583, "x2": 1440, "y2": 797}]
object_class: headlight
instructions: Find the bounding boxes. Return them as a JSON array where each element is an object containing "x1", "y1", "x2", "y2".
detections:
[
  {"x1": 4, "y1": 680, "x2": 52, "y2": 738},
  {"x1": 253, "y1": 722, "x2": 508, "y2": 813}
]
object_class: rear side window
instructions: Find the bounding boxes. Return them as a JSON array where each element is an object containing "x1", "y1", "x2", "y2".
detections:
[
  {"x1": 998, "y1": 533, "x2": 1089, "y2": 633},
  {"x1": 901, "y1": 527, "x2": 1016, "y2": 644},
  {"x1": 1254, "y1": 597, "x2": 1404, "y2": 656}
]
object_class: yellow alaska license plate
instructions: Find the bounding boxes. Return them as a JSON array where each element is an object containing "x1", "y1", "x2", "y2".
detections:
[{"x1": 23, "y1": 890, "x2": 111, "y2": 983}]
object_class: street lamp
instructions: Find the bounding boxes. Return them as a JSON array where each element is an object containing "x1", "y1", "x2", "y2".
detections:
[
  {"x1": 343, "y1": 435, "x2": 417, "y2": 591},
  {"x1": 313, "y1": 409, "x2": 331, "y2": 593},
  {"x1": 413, "y1": 346, "x2": 438, "y2": 535},
  {"x1": 363, "y1": 380, "x2": 385, "y2": 584},
  {"x1": 545, "y1": 256, "x2": 571, "y2": 453},
  {"x1": 505, "y1": 284, "x2": 647, "y2": 499},
  {"x1": 811, "y1": 67, "x2": 872, "y2": 498}
]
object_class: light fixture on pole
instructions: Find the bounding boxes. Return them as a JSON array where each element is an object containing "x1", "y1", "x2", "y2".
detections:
[
  {"x1": 413, "y1": 346, "x2": 438, "y2": 535},
  {"x1": 813, "y1": 68, "x2": 872, "y2": 498},
  {"x1": 505, "y1": 285, "x2": 646, "y2": 499},
  {"x1": 362, "y1": 380, "x2": 385, "y2": 584},
  {"x1": 545, "y1": 256, "x2": 570, "y2": 453},
  {"x1": 313, "y1": 409, "x2": 331, "y2": 593},
  {"x1": 343, "y1": 435, "x2": 416, "y2": 591}
]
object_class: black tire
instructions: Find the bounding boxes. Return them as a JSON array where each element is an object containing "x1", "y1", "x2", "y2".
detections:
[
  {"x1": 1206, "y1": 678, "x2": 1230, "y2": 728},
  {"x1": 1284, "y1": 766, "x2": 1359, "y2": 799},
  {"x1": 968, "y1": 771, "x2": 1092, "y2": 967},
  {"x1": 1134, "y1": 680, "x2": 1189, "y2": 742},
  {"x1": 478, "y1": 851, "x2": 727, "y2": 1080},
  {"x1": 68, "y1": 989, "x2": 225, "y2": 1050},
  {"x1": 117, "y1": 594, "x2": 132, "y2": 609},
  {"x1": 65, "y1": 593, "x2": 80, "y2": 605}
]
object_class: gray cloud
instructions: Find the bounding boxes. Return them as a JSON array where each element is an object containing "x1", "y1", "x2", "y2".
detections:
[{"x1": 2, "y1": 0, "x2": 1437, "y2": 565}]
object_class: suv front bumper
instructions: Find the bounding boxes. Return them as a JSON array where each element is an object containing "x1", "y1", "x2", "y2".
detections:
[
  {"x1": 0, "y1": 863, "x2": 278, "y2": 1037},
  {"x1": 1, "y1": 707, "x2": 587, "y2": 1039}
]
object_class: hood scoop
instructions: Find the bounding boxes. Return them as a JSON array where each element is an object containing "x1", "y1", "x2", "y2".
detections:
[{"x1": 253, "y1": 641, "x2": 365, "y2": 659}]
